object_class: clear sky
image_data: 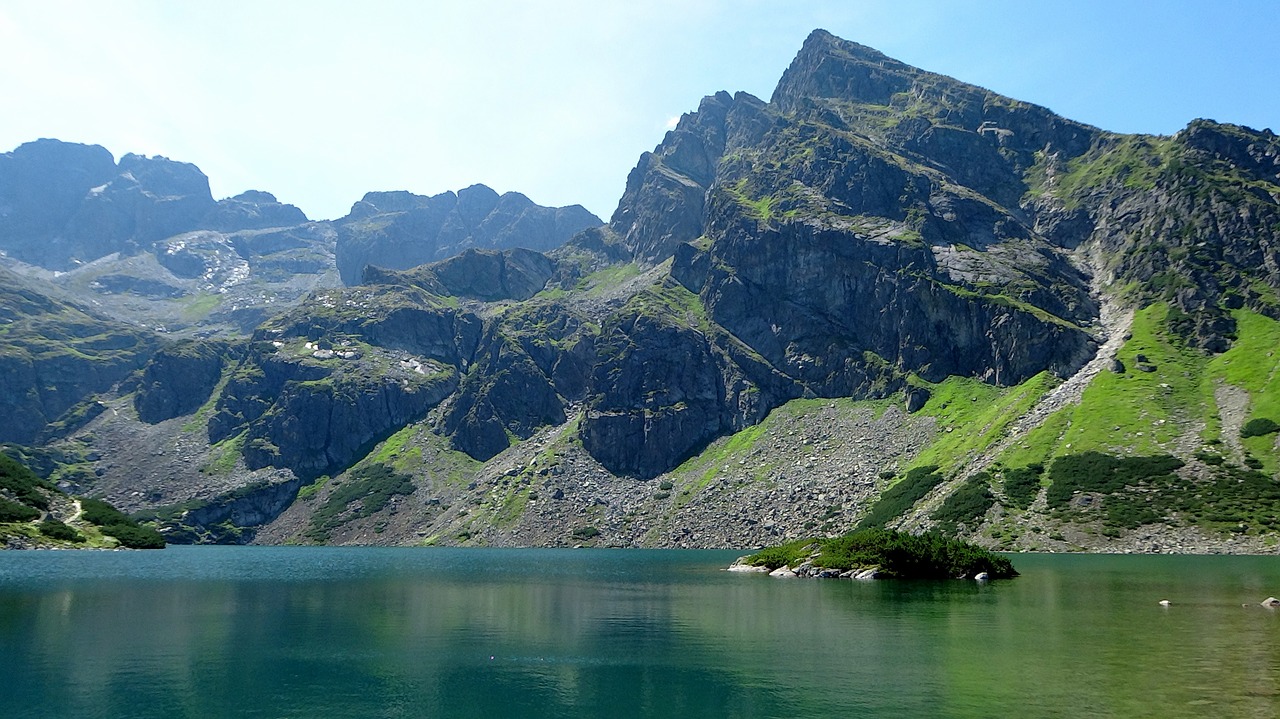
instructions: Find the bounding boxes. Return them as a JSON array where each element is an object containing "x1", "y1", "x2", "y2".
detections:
[{"x1": 1, "y1": 1, "x2": 1276, "y2": 222}]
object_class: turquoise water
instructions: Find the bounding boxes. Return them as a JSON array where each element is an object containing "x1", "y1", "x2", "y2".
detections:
[{"x1": 2, "y1": 547, "x2": 1279, "y2": 718}]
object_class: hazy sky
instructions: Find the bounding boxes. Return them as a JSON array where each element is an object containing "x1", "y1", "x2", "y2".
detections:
[{"x1": 1, "y1": 1, "x2": 1276, "y2": 221}]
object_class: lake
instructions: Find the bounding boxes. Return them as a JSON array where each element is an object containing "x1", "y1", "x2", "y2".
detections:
[{"x1": 1, "y1": 547, "x2": 1278, "y2": 718}]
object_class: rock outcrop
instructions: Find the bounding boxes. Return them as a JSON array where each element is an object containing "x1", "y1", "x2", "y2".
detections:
[
  {"x1": 334, "y1": 184, "x2": 601, "y2": 285},
  {"x1": 134, "y1": 340, "x2": 237, "y2": 424},
  {"x1": 363, "y1": 246, "x2": 558, "y2": 301}
]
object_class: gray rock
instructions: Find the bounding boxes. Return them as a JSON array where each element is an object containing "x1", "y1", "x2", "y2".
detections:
[
  {"x1": 726, "y1": 556, "x2": 769, "y2": 573},
  {"x1": 905, "y1": 387, "x2": 931, "y2": 413},
  {"x1": 335, "y1": 184, "x2": 601, "y2": 285}
]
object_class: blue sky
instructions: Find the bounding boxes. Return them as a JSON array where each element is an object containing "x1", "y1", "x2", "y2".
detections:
[{"x1": 1, "y1": 1, "x2": 1275, "y2": 221}]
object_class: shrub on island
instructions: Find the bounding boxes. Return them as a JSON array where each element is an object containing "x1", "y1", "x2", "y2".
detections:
[{"x1": 743, "y1": 528, "x2": 1016, "y2": 579}]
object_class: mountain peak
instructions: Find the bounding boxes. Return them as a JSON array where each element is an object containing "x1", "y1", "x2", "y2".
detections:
[{"x1": 772, "y1": 29, "x2": 916, "y2": 110}]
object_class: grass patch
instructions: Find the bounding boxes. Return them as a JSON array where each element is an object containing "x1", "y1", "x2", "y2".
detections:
[
  {"x1": 200, "y1": 432, "x2": 246, "y2": 475},
  {"x1": 180, "y1": 293, "x2": 224, "y2": 321},
  {"x1": 999, "y1": 303, "x2": 1212, "y2": 467},
  {"x1": 297, "y1": 475, "x2": 331, "y2": 502},
  {"x1": 911, "y1": 373, "x2": 1056, "y2": 473}
]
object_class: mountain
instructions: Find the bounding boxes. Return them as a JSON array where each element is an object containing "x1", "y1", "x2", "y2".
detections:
[
  {"x1": 0, "y1": 147, "x2": 606, "y2": 457},
  {"x1": 3, "y1": 30, "x2": 1279, "y2": 553},
  {"x1": 0, "y1": 139, "x2": 307, "y2": 270},
  {"x1": 334, "y1": 185, "x2": 602, "y2": 284}
]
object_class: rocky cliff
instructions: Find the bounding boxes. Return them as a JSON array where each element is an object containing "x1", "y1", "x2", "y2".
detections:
[{"x1": 0, "y1": 266, "x2": 159, "y2": 444}]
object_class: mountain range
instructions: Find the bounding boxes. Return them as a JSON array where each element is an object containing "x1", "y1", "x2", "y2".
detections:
[{"x1": 2, "y1": 29, "x2": 1278, "y2": 553}]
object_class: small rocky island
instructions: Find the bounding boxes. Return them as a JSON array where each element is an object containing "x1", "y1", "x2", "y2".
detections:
[{"x1": 730, "y1": 528, "x2": 1017, "y2": 580}]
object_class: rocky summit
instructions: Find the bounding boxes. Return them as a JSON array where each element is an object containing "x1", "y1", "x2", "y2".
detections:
[{"x1": 2, "y1": 29, "x2": 1279, "y2": 555}]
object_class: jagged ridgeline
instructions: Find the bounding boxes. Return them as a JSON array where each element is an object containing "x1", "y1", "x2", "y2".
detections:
[{"x1": 4, "y1": 29, "x2": 1279, "y2": 550}]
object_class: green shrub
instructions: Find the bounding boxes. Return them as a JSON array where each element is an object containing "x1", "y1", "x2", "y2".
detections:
[
  {"x1": 306, "y1": 464, "x2": 415, "y2": 542},
  {"x1": 103, "y1": 523, "x2": 166, "y2": 549},
  {"x1": 1045, "y1": 452, "x2": 1184, "y2": 508},
  {"x1": 0, "y1": 498, "x2": 40, "y2": 523},
  {"x1": 1241, "y1": 418, "x2": 1280, "y2": 438},
  {"x1": 38, "y1": 519, "x2": 83, "y2": 542},
  {"x1": 80, "y1": 497, "x2": 134, "y2": 527},
  {"x1": 0, "y1": 453, "x2": 54, "y2": 510},
  {"x1": 743, "y1": 538, "x2": 819, "y2": 569},
  {"x1": 571, "y1": 526, "x2": 600, "y2": 540},
  {"x1": 932, "y1": 472, "x2": 996, "y2": 529},
  {"x1": 1002, "y1": 465, "x2": 1043, "y2": 509},
  {"x1": 856, "y1": 465, "x2": 943, "y2": 529},
  {"x1": 78, "y1": 496, "x2": 165, "y2": 548},
  {"x1": 1194, "y1": 451, "x2": 1226, "y2": 466}
]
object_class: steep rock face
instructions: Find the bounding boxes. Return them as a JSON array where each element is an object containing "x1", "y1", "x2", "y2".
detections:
[
  {"x1": 363, "y1": 247, "x2": 557, "y2": 302},
  {"x1": 441, "y1": 302, "x2": 596, "y2": 460},
  {"x1": 162, "y1": 477, "x2": 304, "y2": 544},
  {"x1": 191, "y1": 284, "x2": 496, "y2": 477},
  {"x1": 581, "y1": 312, "x2": 731, "y2": 478},
  {"x1": 134, "y1": 340, "x2": 236, "y2": 424},
  {"x1": 609, "y1": 91, "x2": 773, "y2": 263},
  {"x1": 574, "y1": 29, "x2": 1107, "y2": 476},
  {"x1": 1026, "y1": 121, "x2": 1280, "y2": 350},
  {"x1": 203, "y1": 191, "x2": 308, "y2": 232},
  {"x1": 54, "y1": 153, "x2": 217, "y2": 267},
  {"x1": 0, "y1": 268, "x2": 158, "y2": 443},
  {"x1": 578, "y1": 280, "x2": 799, "y2": 478},
  {"x1": 334, "y1": 184, "x2": 601, "y2": 285},
  {"x1": 0, "y1": 139, "x2": 117, "y2": 263},
  {"x1": 676, "y1": 199, "x2": 1094, "y2": 390},
  {"x1": 207, "y1": 341, "x2": 457, "y2": 479},
  {"x1": 241, "y1": 363, "x2": 455, "y2": 478}
]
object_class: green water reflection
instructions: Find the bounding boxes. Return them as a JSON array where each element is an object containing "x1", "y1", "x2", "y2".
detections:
[{"x1": 1, "y1": 549, "x2": 1278, "y2": 718}]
